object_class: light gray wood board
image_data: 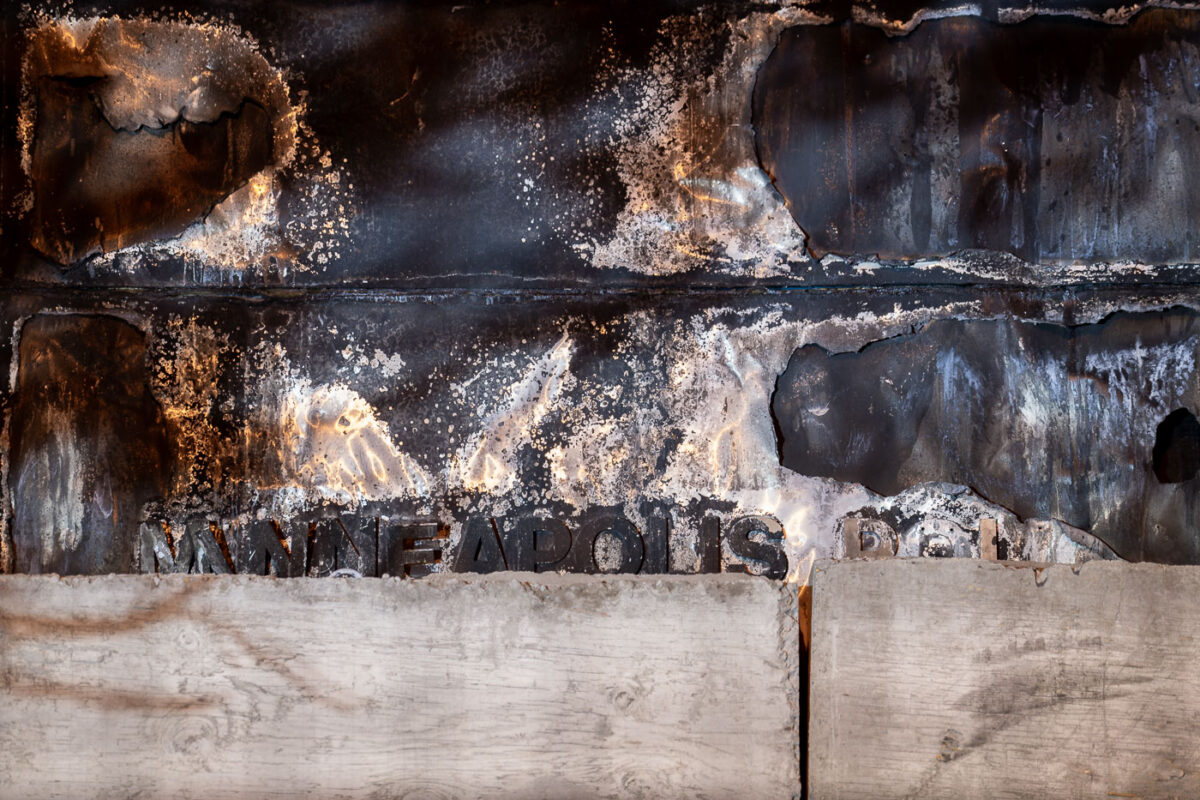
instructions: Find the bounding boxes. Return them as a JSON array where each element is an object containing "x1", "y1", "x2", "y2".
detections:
[
  {"x1": 809, "y1": 559, "x2": 1200, "y2": 800},
  {"x1": 0, "y1": 573, "x2": 800, "y2": 800}
]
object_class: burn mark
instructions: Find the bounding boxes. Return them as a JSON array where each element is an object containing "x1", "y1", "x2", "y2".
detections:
[
  {"x1": 10, "y1": 314, "x2": 172, "y2": 574},
  {"x1": 24, "y1": 18, "x2": 293, "y2": 265},
  {"x1": 754, "y1": 10, "x2": 1200, "y2": 264},
  {"x1": 1153, "y1": 408, "x2": 1200, "y2": 483},
  {"x1": 951, "y1": 655, "x2": 1152, "y2": 757},
  {"x1": 772, "y1": 310, "x2": 1200, "y2": 563}
]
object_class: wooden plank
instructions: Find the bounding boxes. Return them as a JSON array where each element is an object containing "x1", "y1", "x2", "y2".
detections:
[
  {"x1": 979, "y1": 518, "x2": 998, "y2": 561},
  {"x1": 809, "y1": 559, "x2": 1200, "y2": 799},
  {"x1": 0, "y1": 574, "x2": 799, "y2": 799}
]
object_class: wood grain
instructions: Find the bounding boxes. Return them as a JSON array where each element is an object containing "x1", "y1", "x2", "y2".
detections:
[
  {"x1": 809, "y1": 559, "x2": 1200, "y2": 799},
  {"x1": 0, "y1": 573, "x2": 799, "y2": 799}
]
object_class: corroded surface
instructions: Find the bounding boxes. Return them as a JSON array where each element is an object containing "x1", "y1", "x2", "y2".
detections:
[{"x1": 7, "y1": 2, "x2": 1200, "y2": 287}]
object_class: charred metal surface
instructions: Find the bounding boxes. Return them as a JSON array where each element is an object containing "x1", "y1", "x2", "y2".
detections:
[
  {"x1": 0, "y1": 287, "x2": 1156, "y2": 575},
  {"x1": 1154, "y1": 408, "x2": 1200, "y2": 483},
  {"x1": 10, "y1": 314, "x2": 171, "y2": 573},
  {"x1": 31, "y1": 87, "x2": 273, "y2": 264},
  {"x1": 773, "y1": 310, "x2": 1200, "y2": 563},
  {"x1": 5, "y1": 1, "x2": 1200, "y2": 578},
  {"x1": 7, "y1": 3, "x2": 1200, "y2": 287},
  {"x1": 25, "y1": 19, "x2": 289, "y2": 264},
  {"x1": 798, "y1": 0, "x2": 1192, "y2": 27},
  {"x1": 755, "y1": 11, "x2": 1200, "y2": 264},
  {"x1": 6, "y1": 2, "x2": 743, "y2": 286}
]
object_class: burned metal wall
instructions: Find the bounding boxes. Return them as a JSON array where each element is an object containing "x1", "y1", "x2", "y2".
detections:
[{"x1": 2, "y1": 0, "x2": 1199, "y2": 578}]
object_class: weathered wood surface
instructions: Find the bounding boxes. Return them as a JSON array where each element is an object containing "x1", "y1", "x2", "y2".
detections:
[
  {"x1": 0, "y1": 573, "x2": 799, "y2": 799},
  {"x1": 809, "y1": 559, "x2": 1200, "y2": 799}
]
